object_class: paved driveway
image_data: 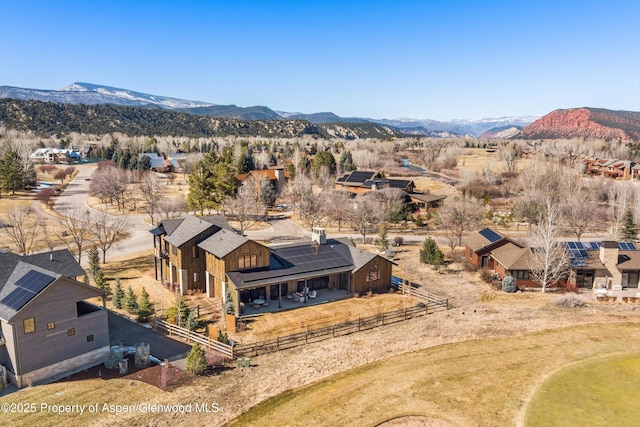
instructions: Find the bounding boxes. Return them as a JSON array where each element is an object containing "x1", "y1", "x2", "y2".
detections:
[{"x1": 108, "y1": 311, "x2": 191, "y2": 360}]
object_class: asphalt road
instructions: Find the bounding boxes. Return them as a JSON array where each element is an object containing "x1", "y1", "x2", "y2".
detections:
[{"x1": 108, "y1": 311, "x2": 191, "y2": 360}]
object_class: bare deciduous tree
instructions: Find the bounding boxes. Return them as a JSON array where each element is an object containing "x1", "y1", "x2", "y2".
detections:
[
  {"x1": 158, "y1": 195, "x2": 188, "y2": 220},
  {"x1": 57, "y1": 209, "x2": 93, "y2": 264},
  {"x1": 325, "y1": 190, "x2": 353, "y2": 231},
  {"x1": 498, "y1": 141, "x2": 521, "y2": 173},
  {"x1": 350, "y1": 192, "x2": 382, "y2": 243},
  {"x1": 223, "y1": 178, "x2": 265, "y2": 235},
  {"x1": 140, "y1": 172, "x2": 163, "y2": 224},
  {"x1": 1, "y1": 207, "x2": 41, "y2": 255},
  {"x1": 561, "y1": 173, "x2": 597, "y2": 240},
  {"x1": 91, "y1": 211, "x2": 130, "y2": 263},
  {"x1": 528, "y1": 198, "x2": 570, "y2": 292},
  {"x1": 439, "y1": 194, "x2": 483, "y2": 252}
]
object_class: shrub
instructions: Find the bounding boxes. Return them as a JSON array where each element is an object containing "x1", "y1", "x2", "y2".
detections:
[
  {"x1": 420, "y1": 237, "x2": 445, "y2": 266},
  {"x1": 502, "y1": 276, "x2": 517, "y2": 293},
  {"x1": 134, "y1": 342, "x2": 151, "y2": 368},
  {"x1": 104, "y1": 348, "x2": 123, "y2": 369},
  {"x1": 479, "y1": 269, "x2": 494, "y2": 284},
  {"x1": 554, "y1": 294, "x2": 587, "y2": 308},
  {"x1": 186, "y1": 342, "x2": 208, "y2": 375},
  {"x1": 393, "y1": 236, "x2": 404, "y2": 246}
]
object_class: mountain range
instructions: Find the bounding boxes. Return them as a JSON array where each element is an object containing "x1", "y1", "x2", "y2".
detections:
[{"x1": 0, "y1": 82, "x2": 539, "y2": 137}]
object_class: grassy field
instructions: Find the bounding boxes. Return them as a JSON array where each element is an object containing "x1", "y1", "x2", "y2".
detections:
[
  {"x1": 525, "y1": 354, "x2": 640, "y2": 427},
  {"x1": 229, "y1": 324, "x2": 640, "y2": 427}
]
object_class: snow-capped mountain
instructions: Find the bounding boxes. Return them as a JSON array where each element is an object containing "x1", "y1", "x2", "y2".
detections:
[
  {"x1": 0, "y1": 82, "x2": 540, "y2": 136},
  {"x1": 60, "y1": 82, "x2": 214, "y2": 109}
]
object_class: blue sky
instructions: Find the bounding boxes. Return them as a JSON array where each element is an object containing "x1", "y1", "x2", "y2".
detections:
[{"x1": 1, "y1": 0, "x2": 638, "y2": 120}]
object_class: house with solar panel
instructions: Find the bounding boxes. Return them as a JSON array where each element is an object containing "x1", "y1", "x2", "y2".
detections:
[
  {"x1": 465, "y1": 227, "x2": 640, "y2": 290},
  {"x1": 151, "y1": 216, "x2": 394, "y2": 317},
  {"x1": 0, "y1": 250, "x2": 109, "y2": 388}
]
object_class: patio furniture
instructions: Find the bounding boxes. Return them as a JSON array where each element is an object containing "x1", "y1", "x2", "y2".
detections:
[
  {"x1": 286, "y1": 294, "x2": 293, "y2": 300},
  {"x1": 309, "y1": 290, "x2": 317, "y2": 299},
  {"x1": 244, "y1": 357, "x2": 251, "y2": 367},
  {"x1": 253, "y1": 299, "x2": 265, "y2": 305}
]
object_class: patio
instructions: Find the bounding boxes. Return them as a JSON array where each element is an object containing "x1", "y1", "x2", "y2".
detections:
[{"x1": 240, "y1": 287, "x2": 352, "y2": 317}]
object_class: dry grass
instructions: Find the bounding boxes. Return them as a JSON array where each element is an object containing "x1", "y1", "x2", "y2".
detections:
[{"x1": 231, "y1": 293, "x2": 419, "y2": 342}]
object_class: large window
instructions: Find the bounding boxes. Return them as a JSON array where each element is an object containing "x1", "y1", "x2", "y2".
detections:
[
  {"x1": 238, "y1": 254, "x2": 257, "y2": 270},
  {"x1": 510, "y1": 270, "x2": 530, "y2": 280},
  {"x1": 23, "y1": 317, "x2": 35, "y2": 334}
]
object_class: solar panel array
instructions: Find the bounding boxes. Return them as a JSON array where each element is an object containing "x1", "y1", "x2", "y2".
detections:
[
  {"x1": 619, "y1": 242, "x2": 637, "y2": 250},
  {"x1": 565, "y1": 242, "x2": 592, "y2": 267},
  {"x1": 0, "y1": 270, "x2": 55, "y2": 311},
  {"x1": 479, "y1": 228, "x2": 502, "y2": 243}
]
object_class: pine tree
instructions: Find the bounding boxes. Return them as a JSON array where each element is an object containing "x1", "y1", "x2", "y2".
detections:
[
  {"x1": 125, "y1": 285, "x2": 138, "y2": 314},
  {"x1": 167, "y1": 295, "x2": 191, "y2": 327},
  {"x1": 419, "y1": 237, "x2": 445, "y2": 266},
  {"x1": 185, "y1": 342, "x2": 207, "y2": 375},
  {"x1": 377, "y1": 226, "x2": 389, "y2": 251},
  {"x1": 620, "y1": 209, "x2": 638, "y2": 241},
  {"x1": 87, "y1": 247, "x2": 101, "y2": 280},
  {"x1": 113, "y1": 278, "x2": 125, "y2": 309},
  {"x1": 339, "y1": 151, "x2": 355, "y2": 172},
  {"x1": 185, "y1": 311, "x2": 197, "y2": 332},
  {"x1": 137, "y1": 287, "x2": 153, "y2": 322},
  {"x1": 94, "y1": 269, "x2": 110, "y2": 294}
]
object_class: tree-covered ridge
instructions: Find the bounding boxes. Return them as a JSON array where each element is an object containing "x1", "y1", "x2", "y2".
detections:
[{"x1": 0, "y1": 99, "x2": 404, "y2": 140}]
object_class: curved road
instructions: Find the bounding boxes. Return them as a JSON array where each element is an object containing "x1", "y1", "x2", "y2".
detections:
[{"x1": 51, "y1": 164, "x2": 152, "y2": 263}]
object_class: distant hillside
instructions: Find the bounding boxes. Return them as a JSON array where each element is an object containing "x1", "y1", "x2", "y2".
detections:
[
  {"x1": 177, "y1": 104, "x2": 281, "y2": 120},
  {"x1": 519, "y1": 108, "x2": 640, "y2": 141},
  {"x1": 0, "y1": 99, "x2": 403, "y2": 139},
  {"x1": 479, "y1": 125, "x2": 523, "y2": 139}
]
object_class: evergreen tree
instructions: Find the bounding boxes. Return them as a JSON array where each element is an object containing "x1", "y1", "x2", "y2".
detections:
[
  {"x1": 167, "y1": 295, "x2": 191, "y2": 327},
  {"x1": 185, "y1": 342, "x2": 207, "y2": 375},
  {"x1": 259, "y1": 178, "x2": 276, "y2": 207},
  {"x1": 94, "y1": 269, "x2": 110, "y2": 294},
  {"x1": 237, "y1": 150, "x2": 255, "y2": 174},
  {"x1": 113, "y1": 278, "x2": 125, "y2": 309},
  {"x1": 339, "y1": 151, "x2": 355, "y2": 172},
  {"x1": 125, "y1": 285, "x2": 138, "y2": 314},
  {"x1": 185, "y1": 310, "x2": 197, "y2": 331},
  {"x1": 377, "y1": 226, "x2": 389, "y2": 251},
  {"x1": 137, "y1": 287, "x2": 153, "y2": 322},
  {"x1": 312, "y1": 150, "x2": 337, "y2": 175},
  {"x1": 0, "y1": 148, "x2": 26, "y2": 194},
  {"x1": 620, "y1": 209, "x2": 638, "y2": 241},
  {"x1": 419, "y1": 237, "x2": 445, "y2": 267},
  {"x1": 224, "y1": 291, "x2": 235, "y2": 315},
  {"x1": 87, "y1": 247, "x2": 100, "y2": 279}
]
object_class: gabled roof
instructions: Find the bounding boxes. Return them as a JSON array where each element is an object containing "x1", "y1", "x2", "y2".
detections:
[
  {"x1": 491, "y1": 244, "x2": 532, "y2": 270},
  {"x1": 409, "y1": 193, "x2": 447, "y2": 203},
  {"x1": 0, "y1": 257, "x2": 103, "y2": 322},
  {"x1": 163, "y1": 215, "x2": 231, "y2": 248},
  {"x1": 0, "y1": 249, "x2": 85, "y2": 286},
  {"x1": 465, "y1": 228, "x2": 506, "y2": 252},
  {"x1": 225, "y1": 238, "x2": 386, "y2": 289},
  {"x1": 198, "y1": 229, "x2": 253, "y2": 258}
]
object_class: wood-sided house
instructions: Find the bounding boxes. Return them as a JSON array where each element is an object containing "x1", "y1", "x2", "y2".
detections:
[
  {"x1": 151, "y1": 215, "x2": 232, "y2": 295},
  {"x1": 238, "y1": 168, "x2": 290, "y2": 196},
  {"x1": 151, "y1": 218, "x2": 394, "y2": 316},
  {"x1": 0, "y1": 250, "x2": 108, "y2": 388},
  {"x1": 336, "y1": 170, "x2": 446, "y2": 212}
]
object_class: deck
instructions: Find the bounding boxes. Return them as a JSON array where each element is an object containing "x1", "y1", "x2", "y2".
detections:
[{"x1": 240, "y1": 288, "x2": 352, "y2": 317}]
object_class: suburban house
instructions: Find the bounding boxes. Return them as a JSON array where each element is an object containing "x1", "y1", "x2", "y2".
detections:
[
  {"x1": 30, "y1": 148, "x2": 82, "y2": 164},
  {"x1": 582, "y1": 157, "x2": 635, "y2": 180},
  {"x1": 151, "y1": 216, "x2": 394, "y2": 316},
  {"x1": 139, "y1": 152, "x2": 172, "y2": 172},
  {"x1": 0, "y1": 250, "x2": 109, "y2": 388},
  {"x1": 238, "y1": 167, "x2": 290, "y2": 195},
  {"x1": 465, "y1": 227, "x2": 640, "y2": 290},
  {"x1": 336, "y1": 170, "x2": 446, "y2": 212},
  {"x1": 151, "y1": 215, "x2": 232, "y2": 295}
]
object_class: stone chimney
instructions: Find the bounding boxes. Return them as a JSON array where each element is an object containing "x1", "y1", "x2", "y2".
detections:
[
  {"x1": 274, "y1": 168, "x2": 285, "y2": 192},
  {"x1": 599, "y1": 241, "x2": 621, "y2": 288},
  {"x1": 311, "y1": 227, "x2": 326, "y2": 245}
]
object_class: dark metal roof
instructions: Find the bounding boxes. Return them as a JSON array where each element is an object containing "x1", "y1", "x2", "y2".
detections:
[{"x1": 163, "y1": 215, "x2": 231, "y2": 247}]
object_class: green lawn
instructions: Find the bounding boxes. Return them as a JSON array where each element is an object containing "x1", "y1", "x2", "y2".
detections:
[{"x1": 526, "y1": 354, "x2": 640, "y2": 427}]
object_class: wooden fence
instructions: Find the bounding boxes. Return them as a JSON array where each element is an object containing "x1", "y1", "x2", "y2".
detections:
[
  {"x1": 397, "y1": 281, "x2": 450, "y2": 308},
  {"x1": 234, "y1": 296, "x2": 448, "y2": 358},
  {"x1": 155, "y1": 319, "x2": 234, "y2": 360}
]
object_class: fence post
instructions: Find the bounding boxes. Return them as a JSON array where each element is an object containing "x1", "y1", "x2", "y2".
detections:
[
  {"x1": 404, "y1": 308, "x2": 408, "y2": 320},
  {"x1": 381, "y1": 313, "x2": 384, "y2": 325},
  {"x1": 277, "y1": 336, "x2": 280, "y2": 352},
  {"x1": 358, "y1": 317, "x2": 361, "y2": 331}
]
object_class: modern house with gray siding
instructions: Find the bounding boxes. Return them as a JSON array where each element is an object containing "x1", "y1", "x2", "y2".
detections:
[{"x1": 0, "y1": 250, "x2": 109, "y2": 387}]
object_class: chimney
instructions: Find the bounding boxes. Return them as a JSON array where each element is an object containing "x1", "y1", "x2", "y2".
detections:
[
  {"x1": 312, "y1": 227, "x2": 326, "y2": 245},
  {"x1": 599, "y1": 241, "x2": 621, "y2": 288}
]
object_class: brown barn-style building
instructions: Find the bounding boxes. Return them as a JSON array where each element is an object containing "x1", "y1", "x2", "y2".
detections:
[{"x1": 151, "y1": 216, "x2": 394, "y2": 317}]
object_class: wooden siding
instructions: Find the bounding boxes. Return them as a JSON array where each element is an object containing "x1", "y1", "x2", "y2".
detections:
[
  {"x1": 7, "y1": 278, "x2": 108, "y2": 375},
  {"x1": 204, "y1": 240, "x2": 270, "y2": 298},
  {"x1": 351, "y1": 255, "x2": 393, "y2": 294}
]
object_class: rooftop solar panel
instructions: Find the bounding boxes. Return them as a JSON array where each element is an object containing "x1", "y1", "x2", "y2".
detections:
[
  {"x1": 478, "y1": 228, "x2": 502, "y2": 243},
  {"x1": 619, "y1": 242, "x2": 637, "y2": 250},
  {"x1": 0, "y1": 288, "x2": 36, "y2": 311},
  {"x1": 16, "y1": 270, "x2": 55, "y2": 293}
]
